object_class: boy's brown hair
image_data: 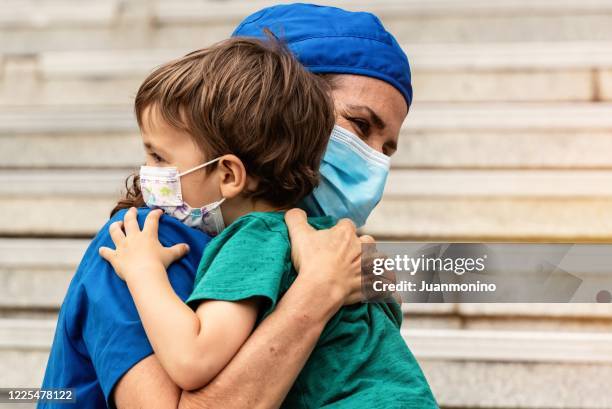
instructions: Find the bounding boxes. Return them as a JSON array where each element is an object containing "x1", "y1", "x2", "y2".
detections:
[{"x1": 113, "y1": 33, "x2": 334, "y2": 215}]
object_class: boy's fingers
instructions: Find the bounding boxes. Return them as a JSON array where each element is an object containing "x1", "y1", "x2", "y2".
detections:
[
  {"x1": 109, "y1": 221, "x2": 125, "y2": 245},
  {"x1": 144, "y1": 209, "x2": 162, "y2": 235},
  {"x1": 98, "y1": 246, "x2": 115, "y2": 262},
  {"x1": 123, "y1": 207, "x2": 140, "y2": 235},
  {"x1": 167, "y1": 243, "x2": 190, "y2": 261},
  {"x1": 285, "y1": 208, "x2": 315, "y2": 243}
]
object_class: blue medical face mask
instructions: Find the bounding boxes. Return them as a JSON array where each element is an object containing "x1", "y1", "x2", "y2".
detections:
[{"x1": 301, "y1": 125, "x2": 391, "y2": 227}]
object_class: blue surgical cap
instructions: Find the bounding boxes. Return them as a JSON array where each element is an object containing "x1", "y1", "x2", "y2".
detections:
[{"x1": 232, "y1": 3, "x2": 412, "y2": 107}]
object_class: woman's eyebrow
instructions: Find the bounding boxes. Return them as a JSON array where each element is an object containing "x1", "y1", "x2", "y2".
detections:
[{"x1": 347, "y1": 104, "x2": 386, "y2": 130}]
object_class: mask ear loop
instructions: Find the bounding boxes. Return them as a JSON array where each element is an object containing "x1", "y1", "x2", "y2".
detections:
[
  {"x1": 180, "y1": 157, "x2": 226, "y2": 209},
  {"x1": 179, "y1": 157, "x2": 222, "y2": 177}
]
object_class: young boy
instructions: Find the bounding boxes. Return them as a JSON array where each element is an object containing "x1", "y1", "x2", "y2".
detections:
[{"x1": 100, "y1": 35, "x2": 437, "y2": 408}]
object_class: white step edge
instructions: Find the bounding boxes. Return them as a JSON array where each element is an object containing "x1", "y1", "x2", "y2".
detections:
[
  {"x1": 0, "y1": 319, "x2": 55, "y2": 350},
  {"x1": 155, "y1": 0, "x2": 612, "y2": 23},
  {"x1": 0, "y1": 238, "x2": 87, "y2": 268},
  {"x1": 38, "y1": 43, "x2": 612, "y2": 78},
  {"x1": 403, "y1": 103, "x2": 612, "y2": 130},
  {"x1": 3, "y1": 169, "x2": 612, "y2": 199},
  {"x1": 0, "y1": 169, "x2": 128, "y2": 197},
  {"x1": 2, "y1": 104, "x2": 612, "y2": 134},
  {"x1": 384, "y1": 170, "x2": 612, "y2": 198},
  {"x1": 403, "y1": 328, "x2": 612, "y2": 364},
  {"x1": 0, "y1": 107, "x2": 136, "y2": 134},
  {"x1": 408, "y1": 42, "x2": 612, "y2": 70},
  {"x1": 3, "y1": 318, "x2": 611, "y2": 365},
  {"x1": 0, "y1": 0, "x2": 118, "y2": 28}
]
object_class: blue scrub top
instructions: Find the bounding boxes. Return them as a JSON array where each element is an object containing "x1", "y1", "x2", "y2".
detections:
[{"x1": 39, "y1": 208, "x2": 211, "y2": 408}]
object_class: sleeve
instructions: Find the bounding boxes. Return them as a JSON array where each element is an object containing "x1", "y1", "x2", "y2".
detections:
[
  {"x1": 186, "y1": 215, "x2": 292, "y2": 321},
  {"x1": 78, "y1": 208, "x2": 208, "y2": 406}
]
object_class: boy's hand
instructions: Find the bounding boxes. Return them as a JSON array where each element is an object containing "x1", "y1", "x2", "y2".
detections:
[{"x1": 99, "y1": 208, "x2": 190, "y2": 281}]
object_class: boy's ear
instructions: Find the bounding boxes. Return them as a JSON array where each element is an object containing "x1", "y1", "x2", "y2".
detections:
[{"x1": 218, "y1": 154, "x2": 247, "y2": 199}]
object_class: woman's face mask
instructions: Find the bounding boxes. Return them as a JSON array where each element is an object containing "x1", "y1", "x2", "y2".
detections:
[
  {"x1": 139, "y1": 158, "x2": 226, "y2": 236},
  {"x1": 302, "y1": 125, "x2": 390, "y2": 227}
]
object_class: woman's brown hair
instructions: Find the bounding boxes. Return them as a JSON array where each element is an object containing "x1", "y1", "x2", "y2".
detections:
[{"x1": 112, "y1": 32, "x2": 335, "y2": 216}]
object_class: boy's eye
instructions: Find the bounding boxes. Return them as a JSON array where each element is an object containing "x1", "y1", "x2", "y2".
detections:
[{"x1": 149, "y1": 152, "x2": 165, "y2": 163}]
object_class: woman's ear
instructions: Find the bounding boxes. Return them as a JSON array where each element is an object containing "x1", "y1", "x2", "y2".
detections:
[{"x1": 217, "y1": 154, "x2": 247, "y2": 199}]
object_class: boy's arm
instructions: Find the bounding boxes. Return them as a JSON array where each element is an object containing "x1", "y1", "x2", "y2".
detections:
[
  {"x1": 179, "y1": 273, "x2": 341, "y2": 409},
  {"x1": 101, "y1": 208, "x2": 258, "y2": 391},
  {"x1": 115, "y1": 274, "x2": 339, "y2": 409},
  {"x1": 124, "y1": 264, "x2": 258, "y2": 390},
  {"x1": 114, "y1": 209, "x2": 367, "y2": 409}
]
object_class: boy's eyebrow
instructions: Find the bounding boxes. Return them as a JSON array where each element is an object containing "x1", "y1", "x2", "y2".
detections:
[
  {"x1": 143, "y1": 141, "x2": 170, "y2": 157},
  {"x1": 347, "y1": 104, "x2": 386, "y2": 130}
]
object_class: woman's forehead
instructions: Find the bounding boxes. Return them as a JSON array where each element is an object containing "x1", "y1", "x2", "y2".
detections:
[{"x1": 331, "y1": 75, "x2": 408, "y2": 125}]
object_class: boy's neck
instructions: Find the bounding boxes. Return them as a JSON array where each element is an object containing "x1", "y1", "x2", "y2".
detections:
[{"x1": 221, "y1": 197, "x2": 282, "y2": 226}]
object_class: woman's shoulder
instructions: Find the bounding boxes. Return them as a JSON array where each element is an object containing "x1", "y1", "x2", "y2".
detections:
[
  {"x1": 107, "y1": 207, "x2": 211, "y2": 244},
  {"x1": 78, "y1": 207, "x2": 210, "y2": 284}
]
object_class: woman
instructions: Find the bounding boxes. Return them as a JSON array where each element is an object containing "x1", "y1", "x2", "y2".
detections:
[{"x1": 41, "y1": 4, "x2": 424, "y2": 408}]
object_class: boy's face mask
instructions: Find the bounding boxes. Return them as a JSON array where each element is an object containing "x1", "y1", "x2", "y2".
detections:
[
  {"x1": 139, "y1": 157, "x2": 226, "y2": 236},
  {"x1": 302, "y1": 125, "x2": 391, "y2": 227}
]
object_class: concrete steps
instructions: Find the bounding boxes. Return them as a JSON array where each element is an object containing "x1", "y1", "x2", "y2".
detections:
[
  {"x1": 3, "y1": 168, "x2": 612, "y2": 239},
  {"x1": 2, "y1": 317, "x2": 611, "y2": 408},
  {"x1": 4, "y1": 236, "x2": 612, "y2": 317},
  {"x1": 3, "y1": 103, "x2": 612, "y2": 169},
  {"x1": 3, "y1": 42, "x2": 612, "y2": 105},
  {"x1": 0, "y1": 239, "x2": 84, "y2": 309},
  {"x1": 2, "y1": 1, "x2": 612, "y2": 407},
  {"x1": 422, "y1": 360, "x2": 612, "y2": 408},
  {"x1": 4, "y1": 0, "x2": 612, "y2": 55}
]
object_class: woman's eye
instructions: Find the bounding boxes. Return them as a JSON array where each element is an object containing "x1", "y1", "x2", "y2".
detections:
[{"x1": 349, "y1": 117, "x2": 371, "y2": 136}]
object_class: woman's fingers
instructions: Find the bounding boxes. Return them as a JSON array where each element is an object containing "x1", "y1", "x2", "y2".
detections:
[
  {"x1": 359, "y1": 234, "x2": 375, "y2": 244},
  {"x1": 285, "y1": 208, "x2": 315, "y2": 271},
  {"x1": 109, "y1": 221, "x2": 125, "y2": 246},
  {"x1": 285, "y1": 208, "x2": 315, "y2": 242},
  {"x1": 334, "y1": 218, "x2": 356, "y2": 234},
  {"x1": 344, "y1": 273, "x2": 365, "y2": 305},
  {"x1": 143, "y1": 209, "x2": 162, "y2": 236},
  {"x1": 123, "y1": 207, "x2": 140, "y2": 235},
  {"x1": 330, "y1": 218, "x2": 359, "y2": 259}
]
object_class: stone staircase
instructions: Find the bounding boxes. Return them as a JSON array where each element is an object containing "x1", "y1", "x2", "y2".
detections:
[{"x1": 2, "y1": 1, "x2": 612, "y2": 408}]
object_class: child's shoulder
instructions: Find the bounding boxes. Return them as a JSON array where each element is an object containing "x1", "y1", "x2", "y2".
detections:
[
  {"x1": 214, "y1": 211, "x2": 339, "y2": 252},
  {"x1": 234, "y1": 211, "x2": 337, "y2": 234},
  {"x1": 236, "y1": 211, "x2": 288, "y2": 234},
  {"x1": 211, "y1": 212, "x2": 290, "y2": 251}
]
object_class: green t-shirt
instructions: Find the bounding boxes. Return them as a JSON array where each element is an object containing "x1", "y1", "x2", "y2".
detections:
[{"x1": 187, "y1": 212, "x2": 438, "y2": 409}]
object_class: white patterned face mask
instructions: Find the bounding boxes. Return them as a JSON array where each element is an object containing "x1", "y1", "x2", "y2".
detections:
[{"x1": 139, "y1": 158, "x2": 226, "y2": 236}]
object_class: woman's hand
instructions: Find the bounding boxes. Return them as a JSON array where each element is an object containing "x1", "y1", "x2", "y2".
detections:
[
  {"x1": 99, "y1": 208, "x2": 190, "y2": 281},
  {"x1": 284, "y1": 208, "x2": 373, "y2": 306}
]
